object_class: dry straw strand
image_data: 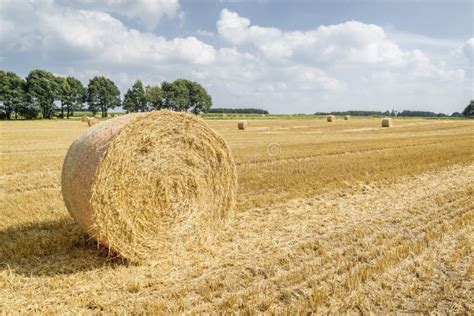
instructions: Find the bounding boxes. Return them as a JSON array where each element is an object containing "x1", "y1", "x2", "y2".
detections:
[
  {"x1": 382, "y1": 118, "x2": 393, "y2": 128},
  {"x1": 238, "y1": 120, "x2": 248, "y2": 130},
  {"x1": 62, "y1": 110, "x2": 237, "y2": 262}
]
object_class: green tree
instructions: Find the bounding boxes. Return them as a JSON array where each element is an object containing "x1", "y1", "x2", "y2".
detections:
[
  {"x1": 161, "y1": 79, "x2": 189, "y2": 111},
  {"x1": 161, "y1": 79, "x2": 212, "y2": 114},
  {"x1": 122, "y1": 80, "x2": 146, "y2": 113},
  {"x1": 462, "y1": 100, "x2": 474, "y2": 117},
  {"x1": 65, "y1": 77, "x2": 85, "y2": 118},
  {"x1": 0, "y1": 70, "x2": 25, "y2": 119},
  {"x1": 54, "y1": 76, "x2": 68, "y2": 118},
  {"x1": 145, "y1": 85, "x2": 163, "y2": 110},
  {"x1": 187, "y1": 80, "x2": 212, "y2": 114},
  {"x1": 86, "y1": 76, "x2": 120, "y2": 117},
  {"x1": 25, "y1": 69, "x2": 57, "y2": 119}
]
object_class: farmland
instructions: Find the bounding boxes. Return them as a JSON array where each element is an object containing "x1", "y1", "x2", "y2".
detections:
[{"x1": 1, "y1": 117, "x2": 473, "y2": 313}]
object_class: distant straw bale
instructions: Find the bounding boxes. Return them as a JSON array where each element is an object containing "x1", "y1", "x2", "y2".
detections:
[
  {"x1": 81, "y1": 116, "x2": 89, "y2": 122},
  {"x1": 327, "y1": 115, "x2": 335, "y2": 122},
  {"x1": 62, "y1": 110, "x2": 237, "y2": 262},
  {"x1": 238, "y1": 120, "x2": 248, "y2": 130},
  {"x1": 344, "y1": 115, "x2": 350, "y2": 120},
  {"x1": 382, "y1": 118, "x2": 393, "y2": 128},
  {"x1": 87, "y1": 117, "x2": 98, "y2": 127}
]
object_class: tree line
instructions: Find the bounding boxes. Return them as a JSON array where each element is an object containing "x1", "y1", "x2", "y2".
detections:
[
  {"x1": 0, "y1": 69, "x2": 212, "y2": 119},
  {"x1": 315, "y1": 104, "x2": 474, "y2": 118},
  {"x1": 208, "y1": 108, "x2": 269, "y2": 114}
]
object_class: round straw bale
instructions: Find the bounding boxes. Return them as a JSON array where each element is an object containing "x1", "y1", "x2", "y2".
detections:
[
  {"x1": 87, "y1": 117, "x2": 99, "y2": 127},
  {"x1": 382, "y1": 117, "x2": 393, "y2": 127},
  {"x1": 62, "y1": 110, "x2": 237, "y2": 261},
  {"x1": 80, "y1": 115, "x2": 89, "y2": 122},
  {"x1": 94, "y1": 114, "x2": 102, "y2": 119},
  {"x1": 327, "y1": 115, "x2": 335, "y2": 122},
  {"x1": 237, "y1": 120, "x2": 248, "y2": 130},
  {"x1": 344, "y1": 115, "x2": 350, "y2": 120}
]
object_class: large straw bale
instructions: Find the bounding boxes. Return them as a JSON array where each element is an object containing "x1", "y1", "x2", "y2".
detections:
[
  {"x1": 382, "y1": 117, "x2": 393, "y2": 128},
  {"x1": 327, "y1": 115, "x2": 335, "y2": 122},
  {"x1": 344, "y1": 115, "x2": 350, "y2": 120},
  {"x1": 238, "y1": 120, "x2": 248, "y2": 130},
  {"x1": 80, "y1": 115, "x2": 89, "y2": 122},
  {"x1": 62, "y1": 110, "x2": 237, "y2": 261}
]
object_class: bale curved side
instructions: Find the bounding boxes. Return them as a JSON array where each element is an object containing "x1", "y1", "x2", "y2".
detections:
[{"x1": 62, "y1": 114, "x2": 143, "y2": 239}]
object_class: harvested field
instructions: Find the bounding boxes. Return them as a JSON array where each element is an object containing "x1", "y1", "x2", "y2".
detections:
[{"x1": 1, "y1": 117, "x2": 473, "y2": 313}]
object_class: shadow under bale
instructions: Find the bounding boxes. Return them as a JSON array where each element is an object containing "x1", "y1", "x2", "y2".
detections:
[{"x1": 0, "y1": 219, "x2": 127, "y2": 277}]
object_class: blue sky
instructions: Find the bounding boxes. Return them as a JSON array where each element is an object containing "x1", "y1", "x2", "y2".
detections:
[
  {"x1": 0, "y1": 0, "x2": 472, "y2": 114},
  {"x1": 174, "y1": 1, "x2": 473, "y2": 40}
]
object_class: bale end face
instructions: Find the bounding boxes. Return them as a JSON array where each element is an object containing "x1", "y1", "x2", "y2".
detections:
[
  {"x1": 238, "y1": 120, "x2": 248, "y2": 130},
  {"x1": 382, "y1": 118, "x2": 393, "y2": 127}
]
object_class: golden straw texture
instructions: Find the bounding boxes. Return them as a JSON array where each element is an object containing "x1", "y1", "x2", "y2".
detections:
[{"x1": 62, "y1": 111, "x2": 237, "y2": 261}]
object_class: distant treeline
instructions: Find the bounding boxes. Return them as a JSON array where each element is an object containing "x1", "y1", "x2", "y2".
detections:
[
  {"x1": 315, "y1": 104, "x2": 473, "y2": 118},
  {"x1": 0, "y1": 69, "x2": 212, "y2": 119},
  {"x1": 209, "y1": 108, "x2": 269, "y2": 114}
]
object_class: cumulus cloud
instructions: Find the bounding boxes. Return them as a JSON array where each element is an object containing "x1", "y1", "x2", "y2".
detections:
[
  {"x1": 0, "y1": 1, "x2": 215, "y2": 66},
  {"x1": 57, "y1": 0, "x2": 182, "y2": 30},
  {"x1": 216, "y1": 8, "x2": 463, "y2": 76},
  {"x1": 461, "y1": 38, "x2": 474, "y2": 62}
]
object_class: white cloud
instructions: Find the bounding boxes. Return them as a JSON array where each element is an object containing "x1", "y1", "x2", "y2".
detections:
[
  {"x1": 214, "y1": 9, "x2": 469, "y2": 113},
  {"x1": 217, "y1": 9, "x2": 410, "y2": 65},
  {"x1": 0, "y1": 1, "x2": 215, "y2": 66},
  {"x1": 461, "y1": 38, "x2": 474, "y2": 62},
  {"x1": 57, "y1": 0, "x2": 182, "y2": 30},
  {"x1": 216, "y1": 8, "x2": 463, "y2": 78}
]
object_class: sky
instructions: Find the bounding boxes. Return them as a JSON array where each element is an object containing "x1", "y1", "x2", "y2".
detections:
[{"x1": 0, "y1": 0, "x2": 473, "y2": 114}]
